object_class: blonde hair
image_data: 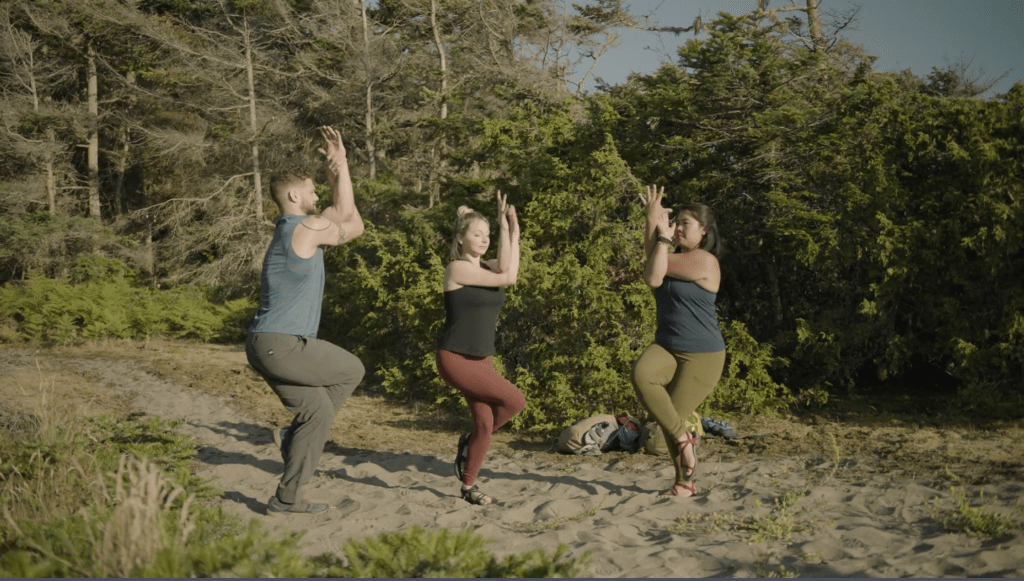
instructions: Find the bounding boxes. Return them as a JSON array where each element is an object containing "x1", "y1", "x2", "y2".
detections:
[{"x1": 450, "y1": 206, "x2": 490, "y2": 261}]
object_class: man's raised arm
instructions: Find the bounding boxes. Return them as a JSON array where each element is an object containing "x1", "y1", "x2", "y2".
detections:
[{"x1": 319, "y1": 125, "x2": 364, "y2": 242}]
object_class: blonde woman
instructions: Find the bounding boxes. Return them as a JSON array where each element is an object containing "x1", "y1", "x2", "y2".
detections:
[
  {"x1": 632, "y1": 185, "x2": 726, "y2": 497},
  {"x1": 435, "y1": 193, "x2": 524, "y2": 505}
]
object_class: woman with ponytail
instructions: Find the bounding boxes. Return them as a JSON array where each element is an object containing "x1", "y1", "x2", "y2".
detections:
[
  {"x1": 435, "y1": 193, "x2": 524, "y2": 505},
  {"x1": 632, "y1": 185, "x2": 726, "y2": 498}
]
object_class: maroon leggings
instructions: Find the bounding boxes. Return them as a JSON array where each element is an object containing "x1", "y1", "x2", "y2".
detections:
[{"x1": 435, "y1": 349, "x2": 526, "y2": 487}]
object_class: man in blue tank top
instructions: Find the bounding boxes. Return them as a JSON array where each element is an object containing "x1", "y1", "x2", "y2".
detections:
[{"x1": 245, "y1": 126, "x2": 366, "y2": 515}]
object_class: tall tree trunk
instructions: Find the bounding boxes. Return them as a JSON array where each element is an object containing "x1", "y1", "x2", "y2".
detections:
[
  {"x1": 428, "y1": 0, "x2": 448, "y2": 208},
  {"x1": 113, "y1": 70, "x2": 136, "y2": 215},
  {"x1": 19, "y1": 38, "x2": 57, "y2": 215},
  {"x1": 86, "y1": 41, "x2": 101, "y2": 219},
  {"x1": 145, "y1": 212, "x2": 155, "y2": 287},
  {"x1": 361, "y1": 0, "x2": 376, "y2": 179},
  {"x1": 430, "y1": 0, "x2": 448, "y2": 123},
  {"x1": 243, "y1": 18, "x2": 263, "y2": 219},
  {"x1": 24, "y1": 42, "x2": 58, "y2": 214},
  {"x1": 805, "y1": 0, "x2": 824, "y2": 51},
  {"x1": 45, "y1": 134, "x2": 56, "y2": 213},
  {"x1": 113, "y1": 126, "x2": 129, "y2": 214},
  {"x1": 766, "y1": 255, "x2": 784, "y2": 327}
]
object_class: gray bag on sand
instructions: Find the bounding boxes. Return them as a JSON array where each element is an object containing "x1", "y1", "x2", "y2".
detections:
[
  {"x1": 557, "y1": 414, "x2": 618, "y2": 455},
  {"x1": 640, "y1": 412, "x2": 705, "y2": 456}
]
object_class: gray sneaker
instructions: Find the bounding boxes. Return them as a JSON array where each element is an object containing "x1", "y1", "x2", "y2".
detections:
[
  {"x1": 701, "y1": 417, "x2": 738, "y2": 439},
  {"x1": 267, "y1": 496, "x2": 329, "y2": 514}
]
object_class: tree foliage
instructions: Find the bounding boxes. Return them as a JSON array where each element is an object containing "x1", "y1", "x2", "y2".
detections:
[
  {"x1": 1, "y1": 4, "x2": 1022, "y2": 422},
  {"x1": 603, "y1": 12, "x2": 1024, "y2": 409}
]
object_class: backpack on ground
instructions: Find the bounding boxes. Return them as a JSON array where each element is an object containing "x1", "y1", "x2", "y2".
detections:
[
  {"x1": 556, "y1": 414, "x2": 617, "y2": 455},
  {"x1": 612, "y1": 413, "x2": 642, "y2": 453},
  {"x1": 640, "y1": 411, "x2": 705, "y2": 456},
  {"x1": 556, "y1": 413, "x2": 643, "y2": 455}
]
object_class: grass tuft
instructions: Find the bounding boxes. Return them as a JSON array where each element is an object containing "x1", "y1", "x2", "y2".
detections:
[
  {"x1": 669, "y1": 489, "x2": 815, "y2": 543},
  {"x1": 934, "y1": 485, "x2": 1022, "y2": 539}
]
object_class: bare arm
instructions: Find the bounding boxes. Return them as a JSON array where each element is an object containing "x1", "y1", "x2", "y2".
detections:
[
  {"x1": 291, "y1": 215, "x2": 343, "y2": 259},
  {"x1": 318, "y1": 125, "x2": 365, "y2": 243},
  {"x1": 643, "y1": 229, "x2": 672, "y2": 288},
  {"x1": 640, "y1": 185, "x2": 666, "y2": 258},
  {"x1": 506, "y1": 204, "x2": 520, "y2": 280},
  {"x1": 445, "y1": 261, "x2": 517, "y2": 290},
  {"x1": 641, "y1": 187, "x2": 673, "y2": 287},
  {"x1": 665, "y1": 251, "x2": 720, "y2": 292},
  {"x1": 448, "y1": 204, "x2": 520, "y2": 291},
  {"x1": 642, "y1": 204, "x2": 720, "y2": 290},
  {"x1": 494, "y1": 191, "x2": 511, "y2": 273}
]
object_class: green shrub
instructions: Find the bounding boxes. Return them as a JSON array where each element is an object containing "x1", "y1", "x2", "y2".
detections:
[
  {"x1": 705, "y1": 320, "x2": 797, "y2": 415},
  {"x1": 317, "y1": 525, "x2": 584, "y2": 578},
  {"x1": 935, "y1": 485, "x2": 1023, "y2": 539},
  {"x1": 0, "y1": 255, "x2": 253, "y2": 345},
  {"x1": 323, "y1": 105, "x2": 804, "y2": 431}
]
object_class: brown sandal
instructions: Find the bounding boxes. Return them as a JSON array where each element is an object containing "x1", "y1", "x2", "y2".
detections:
[
  {"x1": 659, "y1": 482, "x2": 696, "y2": 497},
  {"x1": 677, "y1": 431, "x2": 699, "y2": 479}
]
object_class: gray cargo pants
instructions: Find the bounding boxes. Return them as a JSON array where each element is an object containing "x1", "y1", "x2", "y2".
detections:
[{"x1": 246, "y1": 332, "x2": 365, "y2": 504}]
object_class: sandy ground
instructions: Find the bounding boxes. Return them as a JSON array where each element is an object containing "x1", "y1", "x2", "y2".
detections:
[{"x1": 2, "y1": 339, "x2": 1024, "y2": 578}]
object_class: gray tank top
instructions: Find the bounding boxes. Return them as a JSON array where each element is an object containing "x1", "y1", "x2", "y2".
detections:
[
  {"x1": 248, "y1": 214, "x2": 324, "y2": 338},
  {"x1": 437, "y1": 264, "x2": 505, "y2": 357},
  {"x1": 654, "y1": 276, "x2": 726, "y2": 353}
]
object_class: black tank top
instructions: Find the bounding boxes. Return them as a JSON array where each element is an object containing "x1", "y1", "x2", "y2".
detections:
[{"x1": 437, "y1": 264, "x2": 506, "y2": 357}]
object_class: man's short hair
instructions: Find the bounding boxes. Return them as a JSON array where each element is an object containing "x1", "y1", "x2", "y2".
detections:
[{"x1": 269, "y1": 170, "x2": 312, "y2": 209}]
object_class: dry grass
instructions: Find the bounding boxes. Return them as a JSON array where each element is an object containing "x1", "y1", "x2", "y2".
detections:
[
  {"x1": 0, "y1": 364, "x2": 103, "y2": 533},
  {"x1": 87, "y1": 456, "x2": 195, "y2": 577},
  {"x1": 0, "y1": 354, "x2": 197, "y2": 577}
]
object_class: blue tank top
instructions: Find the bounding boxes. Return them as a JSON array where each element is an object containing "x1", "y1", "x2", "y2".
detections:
[
  {"x1": 248, "y1": 214, "x2": 324, "y2": 338},
  {"x1": 437, "y1": 264, "x2": 505, "y2": 357},
  {"x1": 654, "y1": 276, "x2": 726, "y2": 353}
]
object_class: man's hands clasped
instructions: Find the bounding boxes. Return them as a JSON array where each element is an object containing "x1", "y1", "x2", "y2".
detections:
[{"x1": 318, "y1": 125, "x2": 346, "y2": 177}]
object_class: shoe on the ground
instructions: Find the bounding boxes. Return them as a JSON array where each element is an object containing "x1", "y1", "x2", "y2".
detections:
[
  {"x1": 267, "y1": 496, "x2": 329, "y2": 514},
  {"x1": 461, "y1": 484, "x2": 493, "y2": 505},
  {"x1": 658, "y1": 481, "x2": 696, "y2": 497},
  {"x1": 701, "y1": 417, "x2": 738, "y2": 439}
]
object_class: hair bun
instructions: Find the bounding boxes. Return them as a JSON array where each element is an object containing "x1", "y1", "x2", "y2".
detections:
[{"x1": 457, "y1": 205, "x2": 472, "y2": 216}]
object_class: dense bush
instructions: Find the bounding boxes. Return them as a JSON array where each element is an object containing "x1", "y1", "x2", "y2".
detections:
[
  {"x1": 321, "y1": 97, "x2": 796, "y2": 430},
  {"x1": 604, "y1": 13, "x2": 1024, "y2": 408},
  {"x1": 0, "y1": 255, "x2": 253, "y2": 344}
]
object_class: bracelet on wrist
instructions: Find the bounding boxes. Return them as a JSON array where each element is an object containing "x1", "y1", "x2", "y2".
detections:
[{"x1": 657, "y1": 235, "x2": 674, "y2": 246}]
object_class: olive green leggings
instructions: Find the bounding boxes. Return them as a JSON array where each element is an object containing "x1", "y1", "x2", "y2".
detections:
[{"x1": 631, "y1": 343, "x2": 725, "y2": 484}]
